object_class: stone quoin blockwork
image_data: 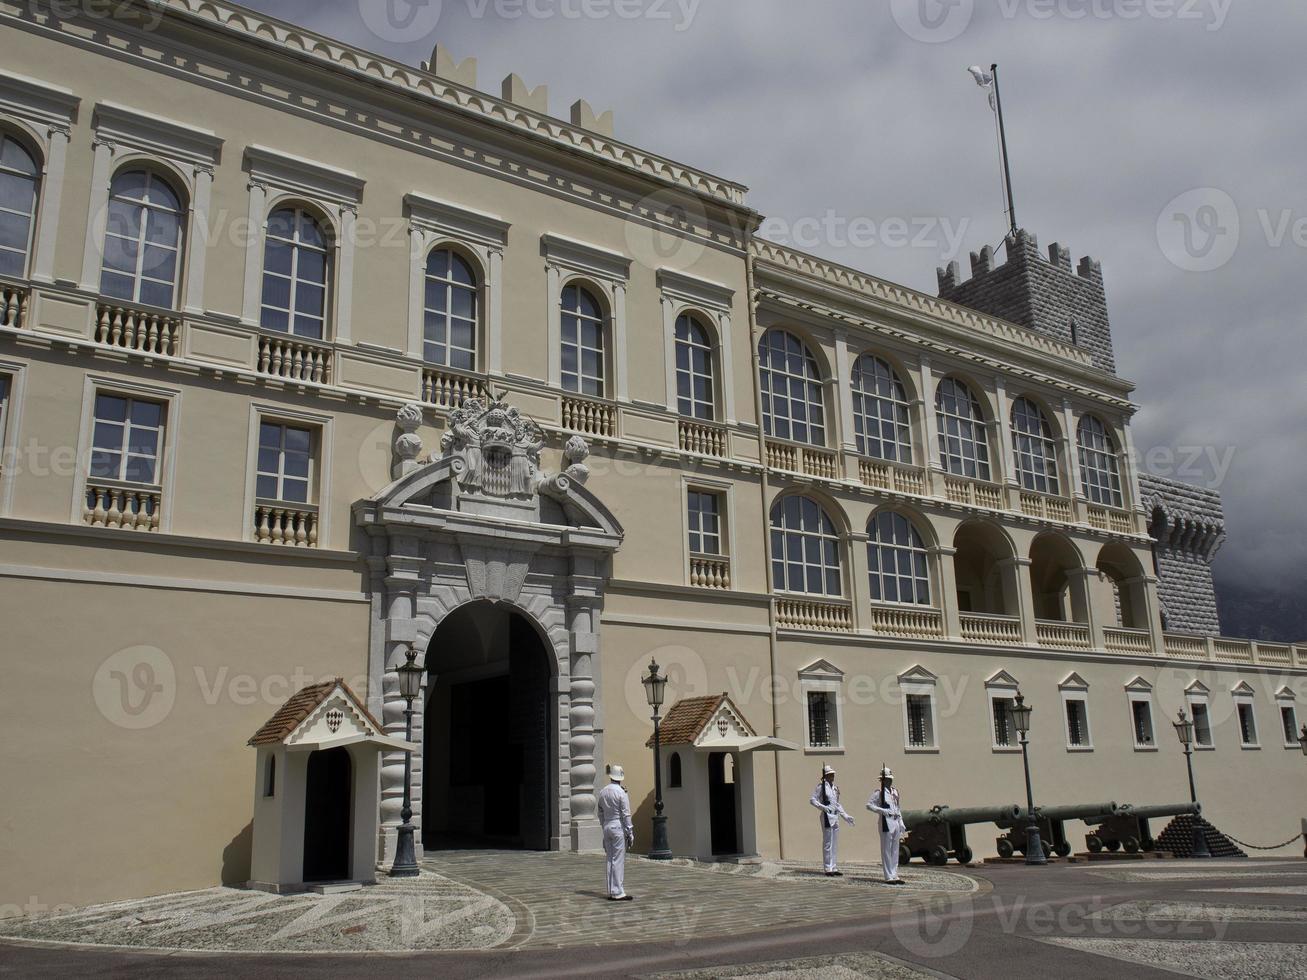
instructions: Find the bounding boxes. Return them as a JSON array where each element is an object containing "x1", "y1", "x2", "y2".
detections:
[{"x1": 938, "y1": 228, "x2": 1117, "y2": 374}]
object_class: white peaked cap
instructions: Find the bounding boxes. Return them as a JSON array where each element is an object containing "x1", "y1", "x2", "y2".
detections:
[
  {"x1": 822, "y1": 765, "x2": 836, "y2": 777},
  {"x1": 609, "y1": 764, "x2": 625, "y2": 782}
]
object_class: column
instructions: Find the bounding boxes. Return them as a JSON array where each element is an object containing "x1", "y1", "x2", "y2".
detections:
[
  {"x1": 833, "y1": 331, "x2": 858, "y2": 481},
  {"x1": 1133, "y1": 573, "x2": 1167, "y2": 653},
  {"x1": 718, "y1": 310, "x2": 737, "y2": 425},
  {"x1": 917, "y1": 356, "x2": 942, "y2": 495},
  {"x1": 567, "y1": 590, "x2": 603, "y2": 852},
  {"x1": 848, "y1": 530, "x2": 872, "y2": 633},
  {"x1": 240, "y1": 179, "x2": 269, "y2": 325},
  {"x1": 546, "y1": 264, "x2": 562, "y2": 388},
  {"x1": 79, "y1": 137, "x2": 116, "y2": 291},
  {"x1": 32, "y1": 123, "x2": 71, "y2": 285},
  {"x1": 999, "y1": 556, "x2": 1036, "y2": 644},
  {"x1": 183, "y1": 164, "x2": 214, "y2": 315},
  {"x1": 933, "y1": 545, "x2": 961, "y2": 639},
  {"x1": 334, "y1": 204, "x2": 357, "y2": 344},
  {"x1": 406, "y1": 226, "x2": 428, "y2": 358},
  {"x1": 612, "y1": 281, "x2": 629, "y2": 403},
  {"x1": 486, "y1": 246, "x2": 504, "y2": 376},
  {"x1": 1067, "y1": 566, "x2": 1105, "y2": 651},
  {"x1": 1119, "y1": 417, "x2": 1145, "y2": 531},
  {"x1": 661, "y1": 296, "x2": 678, "y2": 412},
  {"x1": 1062, "y1": 399, "x2": 1086, "y2": 521},
  {"x1": 992, "y1": 376, "x2": 1016, "y2": 499},
  {"x1": 378, "y1": 549, "x2": 422, "y2": 864}
]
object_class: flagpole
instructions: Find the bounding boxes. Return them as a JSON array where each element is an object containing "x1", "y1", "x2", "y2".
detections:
[{"x1": 991, "y1": 62, "x2": 1018, "y2": 237}]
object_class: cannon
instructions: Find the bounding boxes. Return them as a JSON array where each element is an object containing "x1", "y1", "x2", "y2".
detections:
[
  {"x1": 994, "y1": 802, "x2": 1118, "y2": 859},
  {"x1": 1084, "y1": 802, "x2": 1200, "y2": 854},
  {"x1": 901, "y1": 804, "x2": 1024, "y2": 866}
]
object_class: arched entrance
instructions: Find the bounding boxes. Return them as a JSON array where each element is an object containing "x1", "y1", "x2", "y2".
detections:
[
  {"x1": 421, "y1": 602, "x2": 554, "y2": 851},
  {"x1": 708, "y1": 751, "x2": 741, "y2": 856},
  {"x1": 303, "y1": 747, "x2": 352, "y2": 882}
]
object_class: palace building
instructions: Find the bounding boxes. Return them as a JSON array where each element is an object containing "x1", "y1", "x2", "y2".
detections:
[{"x1": 1, "y1": 0, "x2": 1304, "y2": 908}]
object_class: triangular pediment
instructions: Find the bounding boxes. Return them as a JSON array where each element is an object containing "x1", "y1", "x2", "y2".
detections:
[
  {"x1": 1230, "y1": 680, "x2": 1256, "y2": 697},
  {"x1": 1124, "y1": 676, "x2": 1153, "y2": 693},
  {"x1": 249, "y1": 678, "x2": 384, "y2": 747},
  {"x1": 1185, "y1": 679, "x2": 1211, "y2": 696},
  {"x1": 799, "y1": 658, "x2": 844, "y2": 680},
  {"x1": 695, "y1": 695, "x2": 758, "y2": 746},
  {"x1": 985, "y1": 669, "x2": 1020, "y2": 689},
  {"x1": 898, "y1": 664, "x2": 938, "y2": 685},
  {"x1": 1276, "y1": 686, "x2": 1297, "y2": 701},
  {"x1": 1059, "y1": 671, "x2": 1090, "y2": 691}
]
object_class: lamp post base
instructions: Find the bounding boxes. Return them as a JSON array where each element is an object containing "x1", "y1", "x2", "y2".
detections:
[
  {"x1": 1025, "y1": 823, "x2": 1048, "y2": 866},
  {"x1": 1191, "y1": 820, "x2": 1212, "y2": 859},
  {"x1": 389, "y1": 822, "x2": 420, "y2": 878},
  {"x1": 648, "y1": 813, "x2": 672, "y2": 860}
]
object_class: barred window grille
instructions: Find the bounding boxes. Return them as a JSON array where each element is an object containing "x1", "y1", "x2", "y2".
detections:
[
  {"x1": 1237, "y1": 703, "x2": 1258, "y2": 746},
  {"x1": 1065, "y1": 699, "x2": 1087, "y2": 746},
  {"x1": 1192, "y1": 703, "x2": 1213, "y2": 746},
  {"x1": 1282, "y1": 706, "x2": 1298, "y2": 746},
  {"x1": 807, "y1": 691, "x2": 832, "y2": 748},
  {"x1": 906, "y1": 693, "x2": 933, "y2": 748},
  {"x1": 992, "y1": 697, "x2": 1014, "y2": 747},
  {"x1": 1132, "y1": 699, "x2": 1154, "y2": 746}
]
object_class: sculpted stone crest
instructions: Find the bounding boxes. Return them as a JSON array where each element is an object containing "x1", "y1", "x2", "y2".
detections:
[{"x1": 440, "y1": 397, "x2": 550, "y2": 499}]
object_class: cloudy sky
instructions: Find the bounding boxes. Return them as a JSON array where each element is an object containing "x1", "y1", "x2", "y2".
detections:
[{"x1": 245, "y1": 0, "x2": 1304, "y2": 616}]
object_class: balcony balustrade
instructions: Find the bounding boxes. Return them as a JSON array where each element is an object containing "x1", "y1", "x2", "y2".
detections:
[
  {"x1": 1, "y1": 281, "x2": 29, "y2": 329},
  {"x1": 257, "y1": 333, "x2": 332, "y2": 385},
  {"x1": 868, "y1": 604, "x2": 943, "y2": 639},
  {"x1": 775, "y1": 596, "x2": 854, "y2": 633},
  {"x1": 94, "y1": 303, "x2": 182, "y2": 357},
  {"x1": 254, "y1": 501, "x2": 320, "y2": 547},
  {"x1": 960, "y1": 612, "x2": 1023, "y2": 645},
  {"x1": 689, "y1": 554, "x2": 731, "y2": 590},
  {"x1": 561, "y1": 395, "x2": 616, "y2": 438},
  {"x1": 83, "y1": 480, "x2": 162, "y2": 532},
  {"x1": 678, "y1": 419, "x2": 727, "y2": 457},
  {"x1": 1035, "y1": 619, "x2": 1092, "y2": 650}
]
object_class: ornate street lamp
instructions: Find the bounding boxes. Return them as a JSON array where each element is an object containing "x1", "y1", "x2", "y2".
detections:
[
  {"x1": 1173, "y1": 709, "x2": 1212, "y2": 858},
  {"x1": 389, "y1": 647, "x2": 425, "y2": 878},
  {"x1": 1009, "y1": 691, "x2": 1046, "y2": 866},
  {"x1": 642, "y1": 658, "x2": 672, "y2": 860}
]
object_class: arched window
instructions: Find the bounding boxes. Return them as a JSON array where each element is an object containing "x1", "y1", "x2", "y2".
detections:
[
  {"x1": 936, "y1": 377, "x2": 991, "y2": 481},
  {"x1": 675, "y1": 313, "x2": 715, "y2": 420},
  {"x1": 851, "y1": 354, "x2": 912, "y2": 463},
  {"x1": 669, "y1": 751, "x2": 682, "y2": 789},
  {"x1": 100, "y1": 169, "x2": 184, "y2": 309},
  {"x1": 1011, "y1": 397, "x2": 1060, "y2": 495},
  {"x1": 261, "y1": 207, "x2": 331, "y2": 339},
  {"x1": 759, "y1": 329, "x2": 825, "y2": 446},
  {"x1": 1077, "y1": 415, "x2": 1123, "y2": 507},
  {"x1": 867, "y1": 511, "x2": 931, "y2": 606},
  {"x1": 769, "y1": 495, "x2": 841, "y2": 596},
  {"x1": 0, "y1": 133, "x2": 40, "y2": 279},
  {"x1": 424, "y1": 248, "x2": 477, "y2": 370},
  {"x1": 560, "y1": 283, "x2": 605, "y2": 396}
]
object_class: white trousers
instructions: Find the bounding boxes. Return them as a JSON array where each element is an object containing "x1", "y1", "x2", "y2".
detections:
[
  {"x1": 821, "y1": 821, "x2": 839, "y2": 872},
  {"x1": 880, "y1": 827, "x2": 903, "y2": 881},
  {"x1": 603, "y1": 824, "x2": 627, "y2": 897}
]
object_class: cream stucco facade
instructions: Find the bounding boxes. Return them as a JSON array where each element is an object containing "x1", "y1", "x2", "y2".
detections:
[{"x1": 0, "y1": 0, "x2": 1304, "y2": 913}]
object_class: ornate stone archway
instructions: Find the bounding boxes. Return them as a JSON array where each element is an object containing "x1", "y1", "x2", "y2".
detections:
[{"x1": 353, "y1": 398, "x2": 623, "y2": 861}]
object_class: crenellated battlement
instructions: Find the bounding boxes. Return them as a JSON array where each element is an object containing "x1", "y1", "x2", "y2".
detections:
[{"x1": 937, "y1": 229, "x2": 1115, "y2": 374}]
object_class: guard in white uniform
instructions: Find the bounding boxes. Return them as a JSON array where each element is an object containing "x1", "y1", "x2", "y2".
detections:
[
  {"x1": 597, "y1": 765, "x2": 635, "y2": 901},
  {"x1": 809, "y1": 765, "x2": 854, "y2": 875},
  {"x1": 866, "y1": 765, "x2": 906, "y2": 884}
]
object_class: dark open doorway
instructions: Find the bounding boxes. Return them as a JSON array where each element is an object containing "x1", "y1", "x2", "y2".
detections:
[
  {"x1": 709, "y1": 751, "x2": 740, "y2": 856},
  {"x1": 302, "y1": 747, "x2": 352, "y2": 882},
  {"x1": 423, "y1": 603, "x2": 553, "y2": 851}
]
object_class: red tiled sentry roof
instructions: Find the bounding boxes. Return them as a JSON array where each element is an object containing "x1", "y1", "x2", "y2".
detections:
[
  {"x1": 248, "y1": 678, "x2": 385, "y2": 747},
  {"x1": 646, "y1": 693, "x2": 729, "y2": 748}
]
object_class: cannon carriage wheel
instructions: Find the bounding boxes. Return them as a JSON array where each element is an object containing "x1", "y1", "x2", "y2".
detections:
[
  {"x1": 1123, "y1": 837, "x2": 1140, "y2": 854},
  {"x1": 1105, "y1": 839, "x2": 1121, "y2": 852},
  {"x1": 1054, "y1": 841, "x2": 1072, "y2": 858},
  {"x1": 1086, "y1": 834, "x2": 1103, "y2": 853},
  {"x1": 955, "y1": 846, "x2": 974, "y2": 865},
  {"x1": 996, "y1": 838, "x2": 1015, "y2": 859},
  {"x1": 928, "y1": 845, "x2": 949, "y2": 867},
  {"x1": 899, "y1": 843, "x2": 912, "y2": 866}
]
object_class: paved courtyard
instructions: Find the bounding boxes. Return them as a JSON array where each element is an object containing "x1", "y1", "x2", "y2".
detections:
[{"x1": 2, "y1": 853, "x2": 1307, "y2": 978}]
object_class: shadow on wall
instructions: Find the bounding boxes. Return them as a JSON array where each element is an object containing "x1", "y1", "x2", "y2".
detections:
[{"x1": 221, "y1": 822, "x2": 253, "y2": 887}]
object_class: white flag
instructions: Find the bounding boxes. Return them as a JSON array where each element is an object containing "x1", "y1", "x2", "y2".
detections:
[{"x1": 968, "y1": 65, "x2": 998, "y2": 112}]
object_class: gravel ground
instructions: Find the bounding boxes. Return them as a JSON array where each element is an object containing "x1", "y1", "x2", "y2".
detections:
[
  {"x1": 671, "y1": 858, "x2": 976, "y2": 894},
  {"x1": 1096, "y1": 900, "x2": 1307, "y2": 923},
  {"x1": 1042, "y1": 938, "x2": 1307, "y2": 980},
  {"x1": 642, "y1": 951, "x2": 946, "y2": 979},
  {"x1": 0, "y1": 870, "x2": 514, "y2": 953}
]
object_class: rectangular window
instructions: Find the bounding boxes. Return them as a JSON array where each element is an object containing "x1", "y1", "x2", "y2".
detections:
[
  {"x1": 905, "y1": 693, "x2": 936, "y2": 749},
  {"x1": 1064, "y1": 697, "x2": 1091, "y2": 748},
  {"x1": 1191, "y1": 702, "x2": 1213, "y2": 747},
  {"x1": 256, "y1": 421, "x2": 314, "y2": 504},
  {"x1": 687, "y1": 489, "x2": 723, "y2": 556},
  {"x1": 807, "y1": 691, "x2": 837, "y2": 749},
  {"x1": 1237, "y1": 701, "x2": 1259, "y2": 748},
  {"x1": 90, "y1": 392, "x2": 166, "y2": 485},
  {"x1": 1282, "y1": 705, "x2": 1299, "y2": 747},
  {"x1": 1131, "y1": 698, "x2": 1155, "y2": 748},
  {"x1": 991, "y1": 696, "x2": 1015, "y2": 748}
]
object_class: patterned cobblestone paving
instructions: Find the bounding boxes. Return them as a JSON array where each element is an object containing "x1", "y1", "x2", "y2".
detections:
[{"x1": 640, "y1": 950, "x2": 947, "y2": 978}]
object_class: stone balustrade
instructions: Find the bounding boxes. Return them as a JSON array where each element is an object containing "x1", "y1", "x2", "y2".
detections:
[
  {"x1": 1087, "y1": 504, "x2": 1135, "y2": 535},
  {"x1": 254, "y1": 502, "x2": 320, "y2": 547},
  {"x1": 0, "y1": 281, "x2": 28, "y2": 329},
  {"x1": 1019, "y1": 491, "x2": 1074, "y2": 523},
  {"x1": 858, "y1": 459, "x2": 927, "y2": 496},
  {"x1": 766, "y1": 440, "x2": 838, "y2": 480},
  {"x1": 420, "y1": 365, "x2": 485, "y2": 409},
  {"x1": 944, "y1": 475, "x2": 1004, "y2": 510},
  {"x1": 95, "y1": 303, "x2": 182, "y2": 357},
  {"x1": 678, "y1": 419, "x2": 727, "y2": 457},
  {"x1": 1104, "y1": 626, "x2": 1152, "y2": 655},
  {"x1": 1163, "y1": 632, "x2": 1307, "y2": 667},
  {"x1": 257, "y1": 333, "x2": 332, "y2": 384},
  {"x1": 960, "y1": 612, "x2": 1023, "y2": 645},
  {"x1": 561, "y1": 396, "x2": 616, "y2": 438},
  {"x1": 1035, "y1": 619, "x2": 1092, "y2": 650},
  {"x1": 775, "y1": 596, "x2": 854, "y2": 633},
  {"x1": 83, "y1": 481, "x2": 162, "y2": 531},
  {"x1": 689, "y1": 554, "x2": 731, "y2": 590},
  {"x1": 868, "y1": 604, "x2": 943, "y2": 639}
]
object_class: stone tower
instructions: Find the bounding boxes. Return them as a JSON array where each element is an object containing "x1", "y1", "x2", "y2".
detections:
[
  {"x1": 937, "y1": 228, "x2": 1116, "y2": 374},
  {"x1": 1139, "y1": 474, "x2": 1226, "y2": 637}
]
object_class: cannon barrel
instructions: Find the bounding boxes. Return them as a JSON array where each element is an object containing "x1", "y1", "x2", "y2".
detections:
[
  {"x1": 906, "y1": 804, "x2": 1023, "y2": 829},
  {"x1": 1090, "y1": 802, "x2": 1199, "y2": 824},
  {"x1": 1033, "y1": 802, "x2": 1119, "y2": 824}
]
